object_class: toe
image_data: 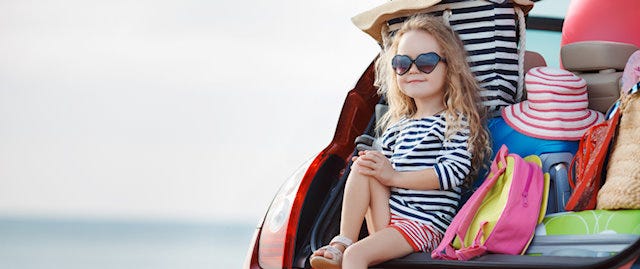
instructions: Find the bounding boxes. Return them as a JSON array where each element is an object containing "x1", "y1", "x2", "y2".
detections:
[
  {"x1": 312, "y1": 249, "x2": 325, "y2": 257},
  {"x1": 323, "y1": 250, "x2": 334, "y2": 259},
  {"x1": 325, "y1": 252, "x2": 334, "y2": 259}
]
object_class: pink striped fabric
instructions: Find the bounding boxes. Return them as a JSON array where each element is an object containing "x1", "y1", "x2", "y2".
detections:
[
  {"x1": 502, "y1": 67, "x2": 604, "y2": 140},
  {"x1": 389, "y1": 213, "x2": 443, "y2": 252}
]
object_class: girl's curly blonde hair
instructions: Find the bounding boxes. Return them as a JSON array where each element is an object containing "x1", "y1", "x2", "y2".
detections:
[{"x1": 375, "y1": 14, "x2": 492, "y2": 186}]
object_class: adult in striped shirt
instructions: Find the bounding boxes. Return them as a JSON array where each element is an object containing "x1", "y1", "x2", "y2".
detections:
[{"x1": 311, "y1": 14, "x2": 491, "y2": 269}]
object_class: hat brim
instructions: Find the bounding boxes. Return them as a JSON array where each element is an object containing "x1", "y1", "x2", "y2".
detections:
[
  {"x1": 502, "y1": 101, "x2": 605, "y2": 141},
  {"x1": 351, "y1": 0, "x2": 534, "y2": 44},
  {"x1": 351, "y1": 0, "x2": 442, "y2": 44}
]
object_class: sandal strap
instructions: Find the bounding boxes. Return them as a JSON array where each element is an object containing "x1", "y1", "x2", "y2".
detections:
[
  {"x1": 329, "y1": 235, "x2": 353, "y2": 248},
  {"x1": 323, "y1": 245, "x2": 343, "y2": 260}
]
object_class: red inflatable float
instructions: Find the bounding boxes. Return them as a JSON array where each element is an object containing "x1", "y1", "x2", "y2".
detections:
[{"x1": 561, "y1": 0, "x2": 640, "y2": 47}]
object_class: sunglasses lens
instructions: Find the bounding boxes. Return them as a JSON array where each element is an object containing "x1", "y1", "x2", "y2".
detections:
[
  {"x1": 415, "y1": 53, "x2": 440, "y2": 74},
  {"x1": 392, "y1": 55, "x2": 411, "y2": 75}
]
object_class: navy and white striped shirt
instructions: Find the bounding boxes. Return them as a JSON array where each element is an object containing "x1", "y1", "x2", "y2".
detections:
[{"x1": 380, "y1": 113, "x2": 472, "y2": 234}]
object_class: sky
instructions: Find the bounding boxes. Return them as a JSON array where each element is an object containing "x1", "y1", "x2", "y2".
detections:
[
  {"x1": 0, "y1": 0, "x2": 569, "y2": 224},
  {"x1": 0, "y1": 0, "x2": 384, "y2": 223}
]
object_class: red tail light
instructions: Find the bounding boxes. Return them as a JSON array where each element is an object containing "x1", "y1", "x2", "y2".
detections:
[
  {"x1": 257, "y1": 157, "x2": 316, "y2": 269},
  {"x1": 247, "y1": 61, "x2": 378, "y2": 268}
]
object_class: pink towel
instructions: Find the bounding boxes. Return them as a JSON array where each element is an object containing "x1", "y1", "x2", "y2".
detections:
[{"x1": 621, "y1": 50, "x2": 640, "y2": 93}]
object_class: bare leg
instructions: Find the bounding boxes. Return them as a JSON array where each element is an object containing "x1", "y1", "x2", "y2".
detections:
[
  {"x1": 342, "y1": 227, "x2": 414, "y2": 269},
  {"x1": 312, "y1": 171, "x2": 391, "y2": 260},
  {"x1": 341, "y1": 171, "x2": 390, "y2": 243},
  {"x1": 365, "y1": 175, "x2": 391, "y2": 234}
]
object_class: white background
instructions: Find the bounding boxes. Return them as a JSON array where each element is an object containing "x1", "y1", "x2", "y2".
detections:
[
  {"x1": 0, "y1": 0, "x2": 568, "y2": 223},
  {"x1": 0, "y1": 0, "x2": 382, "y2": 223}
]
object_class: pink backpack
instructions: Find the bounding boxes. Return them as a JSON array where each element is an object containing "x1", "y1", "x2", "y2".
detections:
[{"x1": 432, "y1": 145, "x2": 549, "y2": 260}]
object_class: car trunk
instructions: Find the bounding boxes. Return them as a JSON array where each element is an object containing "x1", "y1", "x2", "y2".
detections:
[{"x1": 289, "y1": 61, "x2": 640, "y2": 269}]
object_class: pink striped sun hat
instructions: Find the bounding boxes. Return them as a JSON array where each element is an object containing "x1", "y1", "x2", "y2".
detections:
[{"x1": 502, "y1": 67, "x2": 605, "y2": 141}]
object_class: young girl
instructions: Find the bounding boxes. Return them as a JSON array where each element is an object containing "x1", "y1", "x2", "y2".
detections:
[{"x1": 310, "y1": 14, "x2": 490, "y2": 269}]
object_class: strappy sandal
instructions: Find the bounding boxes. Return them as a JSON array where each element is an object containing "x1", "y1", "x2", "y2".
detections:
[{"x1": 309, "y1": 235, "x2": 353, "y2": 269}]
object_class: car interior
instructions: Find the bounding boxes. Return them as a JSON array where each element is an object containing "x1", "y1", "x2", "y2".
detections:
[{"x1": 300, "y1": 41, "x2": 640, "y2": 268}]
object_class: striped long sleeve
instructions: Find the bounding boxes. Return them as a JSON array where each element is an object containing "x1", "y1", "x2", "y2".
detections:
[{"x1": 380, "y1": 114, "x2": 472, "y2": 233}]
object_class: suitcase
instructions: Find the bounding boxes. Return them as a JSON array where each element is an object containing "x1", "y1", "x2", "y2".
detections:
[
  {"x1": 487, "y1": 117, "x2": 577, "y2": 214},
  {"x1": 526, "y1": 210, "x2": 640, "y2": 257},
  {"x1": 539, "y1": 152, "x2": 573, "y2": 214}
]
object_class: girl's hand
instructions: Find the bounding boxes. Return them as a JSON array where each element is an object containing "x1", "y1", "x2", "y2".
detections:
[{"x1": 352, "y1": 150, "x2": 397, "y2": 186}]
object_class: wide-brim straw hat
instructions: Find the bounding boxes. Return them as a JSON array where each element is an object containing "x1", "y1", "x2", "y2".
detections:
[
  {"x1": 351, "y1": 0, "x2": 534, "y2": 44},
  {"x1": 502, "y1": 67, "x2": 605, "y2": 141}
]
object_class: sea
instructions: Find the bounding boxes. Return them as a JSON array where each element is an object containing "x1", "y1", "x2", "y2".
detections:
[{"x1": 0, "y1": 217, "x2": 256, "y2": 269}]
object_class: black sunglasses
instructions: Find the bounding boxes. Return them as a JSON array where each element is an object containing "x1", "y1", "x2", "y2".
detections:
[{"x1": 391, "y1": 52, "x2": 446, "y2": 75}]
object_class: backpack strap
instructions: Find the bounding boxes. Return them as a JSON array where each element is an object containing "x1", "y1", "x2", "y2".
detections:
[
  {"x1": 455, "y1": 221, "x2": 490, "y2": 260},
  {"x1": 432, "y1": 145, "x2": 509, "y2": 260}
]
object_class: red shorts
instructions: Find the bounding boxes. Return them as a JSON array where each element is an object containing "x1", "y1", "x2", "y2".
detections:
[{"x1": 388, "y1": 213, "x2": 443, "y2": 252}]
